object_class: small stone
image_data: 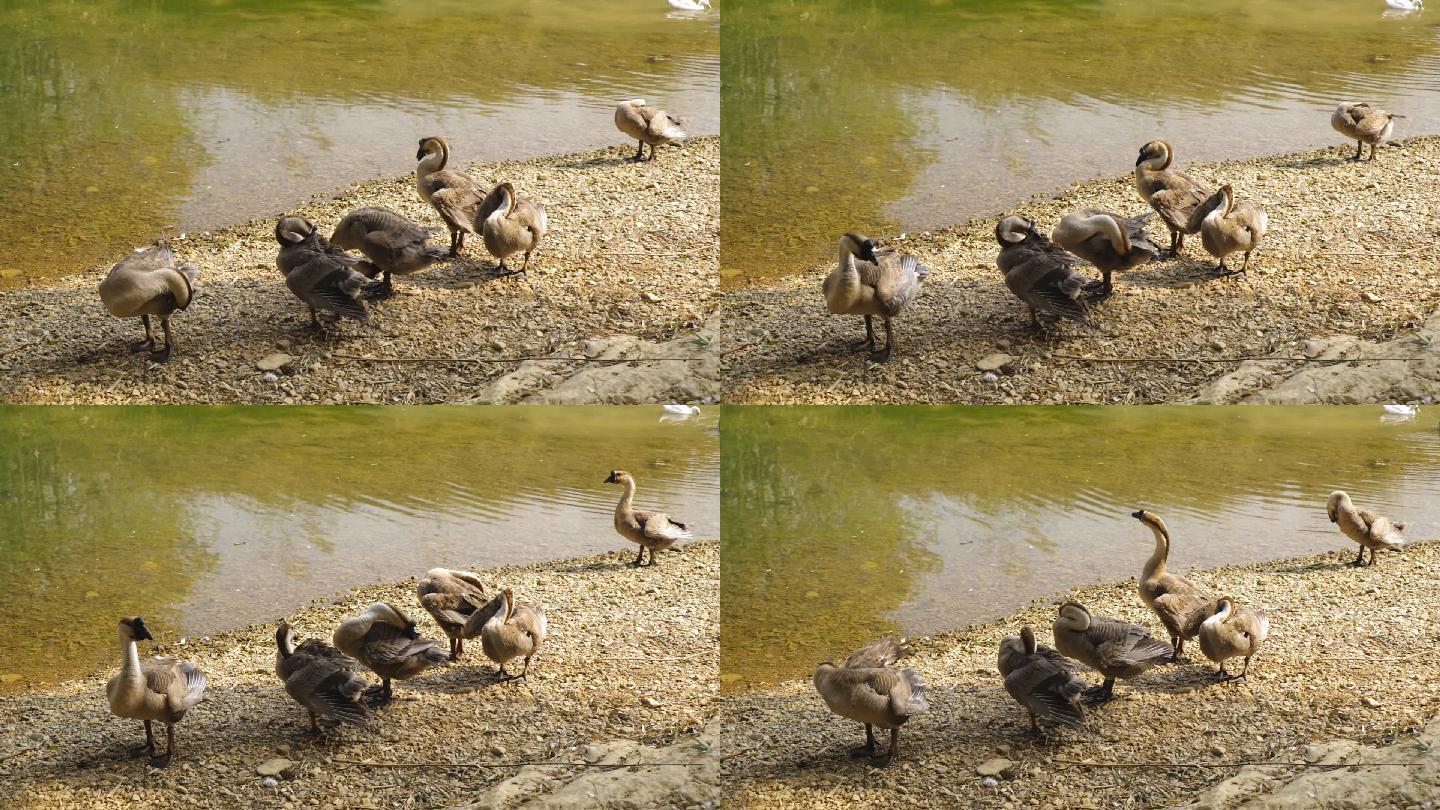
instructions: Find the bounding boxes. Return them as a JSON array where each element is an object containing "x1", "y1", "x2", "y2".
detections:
[
  {"x1": 256, "y1": 758, "x2": 294, "y2": 777},
  {"x1": 981, "y1": 777, "x2": 999, "y2": 789},
  {"x1": 256, "y1": 353, "x2": 294, "y2": 372},
  {"x1": 262, "y1": 372, "x2": 279, "y2": 384},
  {"x1": 641, "y1": 292, "x2": 662, "y2": 303},
  {"x1": 1362, "y1": 697, "x2": 1381, "y2": 708},
  {"x1": 976, "y1": 353, "x2": 1015, "y2": 372},
  {"x1": 1361, "y1": 292, "x2": 1381, "y2": 304},
  {"x1": 976, "y1": 757, "x2": 1014, "y2": 777},
  {"x1": 262, "y1": 777, "x2": 279, "y2": 789},
  {"x1": 981, "y1": 371, "x2": 999, "y2": 384},
  {"x1": 640, "y1": 697, "x2": 662, "y2": 709}
]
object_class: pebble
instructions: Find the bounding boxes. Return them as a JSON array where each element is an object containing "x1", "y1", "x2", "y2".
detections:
[
  {"x1": 256, "y1": 758, "x2": 295, "y2": 777},
  {"x1": 255, "y1": 353, "x2": 295, "y2": 373},
  {"x1": 976, "y1": 757, "x2": 1015, "y2": 777},
  {"x1": 975, "y1": 353, "x2": 1015, "y2": 372}
]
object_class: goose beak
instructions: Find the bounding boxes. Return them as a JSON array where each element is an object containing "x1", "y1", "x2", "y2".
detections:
[
  {"x1": 1135, "y1": 153, "x2": 1145, "y2": 166},
  {"x1": 1130, "y1": 510, "x2": 1145, "y2": 520}
]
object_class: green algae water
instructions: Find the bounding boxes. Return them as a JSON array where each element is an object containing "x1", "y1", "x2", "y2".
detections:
[
  {"x1": 0, "y1": 405, "x2": 718, "y2": 692},
  {"x1": 720, "y1": 406, "x2": 1440, "y2": 690},
  {"x1": 0, "y1": 0, "x2": 718, "y2": 289},
  {"x1": 721, "y1": 0, "x2": 1440, "y2": 285}
]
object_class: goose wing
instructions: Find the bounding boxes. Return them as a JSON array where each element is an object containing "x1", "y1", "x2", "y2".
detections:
[{"x1": 843, "y1": 637, "x2": 911, "y2": 670}]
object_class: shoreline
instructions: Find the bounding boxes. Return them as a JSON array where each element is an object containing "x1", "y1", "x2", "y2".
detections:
[
  {"x1": 722, "y1": 541, "x2": 1440, "y2": 808},
  {"x1": 0, "y1": 137, "x2": 720, "y2": 405},
  {"x1": 721, "y1": 135, "x2": 1440, "y2": 405},
  {"x1": 0, "y1": 541, "x2": 720, "y2": 809}
]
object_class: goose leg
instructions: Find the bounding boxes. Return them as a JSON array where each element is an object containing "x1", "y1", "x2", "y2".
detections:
[
  {"x1": 309, "y1": 709, "x2": 320, "y2": 734},
  {"x1": 1353, "y1": 545, "x2": 1367, "y2": 567},
  {"x1": 849, "y1": 315, "x2": 876, "y2": 352},
  {"x1": 632, "y1": 141, "x2": 645, "y2": 162},
  {"x1": 1085, "y1": 269, "x2": 1114, "y2": 300},
  {"x1": 131, "y1": 315, "x2": 157, "y2": 353},
  {"x1": 519, "y1": 251, "x2": 532, "y2": 276},
  {"x1": 645, "y1": 547, "x2": 660, "y2": 567},
  {"x1": 1353, "y1": 140, "x2": 1364, "y2": 162},
  {"x1": 1082, "y1": 678, "x2": 1115, "y2": 706},
  {"x1": 869, "y1": 320, "x2": 895, "y2": 363},
  {"x1": 633, "y1": 545, "x2": 646, "y2": 567},
  {"x1": 849, "y1": 724, "x2": 876, "y2": 758},
  {"x1": 129, "y1": 720, "x2": 156, "y2": 757},
  {"x1": 869, "y1": 728, "x2": 898, "y2": 767},
  {"x1": 1241, "y1": 251, "x2": 1252, "y2": 273},
  {"x1": 149, "y1": 317, "x2": 175, "y2": 363},
  {"x1": 1368, "y1": 143, "x2": 1379, "y2": 162},
  {"x1": 148, "y1": 723, "x2": 174, "y2": 768},
  {"x1": 1170, "y1": 636, "x2": 1187, "y2": 663}
]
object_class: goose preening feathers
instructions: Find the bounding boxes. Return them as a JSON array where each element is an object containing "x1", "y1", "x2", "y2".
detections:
[
  {"x1": 605, "y1": 469, "x2": 693, "y2": 566},
  {"x1": 1051, "y1": 210, "x2": 1157, "y2": 298},
  {"x1": 1327, "y1": 490, "x2": 1406, "y2": 566},
  {"x1": 106, "y1": 617, "x2": 207, "y2": 767},
  {"x1": 464, "y1": 588, "x2": 548, "y2": 681},
  {"x1": 995, "y1": 216, "x2": 1091, "y2": 328},
  {"x1": 1197, "y1": 597, "x2": 1270, "y2": 681},
  {"x1": 615, "y1": 99, "x2": 688, "y2": 162},
  {"x1": 1188, "y1": 184, "x2": 1268, "y2": 276},
  {"x1": 1134, "y1": 140, "x2": 1212, "y2": 257},
  {"x1": 98, "y1": 245, "x2": 200, "y2": 362},
  {"x1": 1133, "y1": 509, "x2": 1217, "y2": 662},
  {"x1": 416, "y1": 568, "x2": 489, "y2": 661},
  {"x1": 274, "y1": 216, "x2": 382, "y2": 328},
  {"x1": 329, "y1": 207, "x2": 450, "y2": 297},
  {"x1": 997, "y1": 626, "x2": 1087, "y2": 732},
  {"x1": 1052, "y1": 602, "x2": 1173, "y2": 705},
  {"x1": 274, "y1": 622, "x2": 371, "y2": 732},
  {"x1": 481, "y1": 182, "x2": 548, "y2": 276},
  {"x1": 813, "y1": 637, "x2": 930, "y2": 766},
  {"x1": 822, "y1": 232, "x2": 929, "y2": 362},
  {"x1": 1332, "y1": 103, "x2": 1403, "y2": 161},
  {"x1": 332, "y1": 602, "x2": 450, "y2": 704}
]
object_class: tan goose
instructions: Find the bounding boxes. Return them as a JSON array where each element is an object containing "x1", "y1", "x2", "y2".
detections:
[
  {"x1": 329, "y1": 207, "x2": 450, "y2": 297},
  {"x1": 995, "y1": 216, "x2": 1090, "y2": 328},
  {"x1": 1188, "y1": 184, "x2": 1268, "y2": 276},
  {"x1": 416, "y1": 568, "x2": 489, "y2": 661},
  {"x1": 1327, "y1": 490, "x2": 1406, "y2": 566},
  {"x1": 1332, "y1": 103, "x2": 1403, "y2": 162},
  {"x1": 275, "y1": 216, "x2": 382, "y2": 328},
  {"x1": 1133, "y1": 509, "x2": 1217, "y2": 662},
  {"x1": 463, "y1": 588, "x2": 548, "y2": 681},
  {"x1": 106, "y1": 617, "x2": 207, "y2": 767},
  {"x1": 481, "y1": 182, "x2": 548, "y2": 276},
  {"x1": 1197, "y1": 597, "x2": 1270, "y2": 680},
  {"x1": 274, "y1": 622, "x2": 371, "y2": 732},
  {"x1": 98, "y1": 245, "x2": 200, "y2": 363},
  {"x1": 332, "y1": 602, "x2": 450, "y2": 704},
  {"x1": 614, "y1": 99, "x2": 687, "y2": 162},
  {"x1": 1051, "y1": 210, "x2": 1157, "y2": 298},
  {"x1": 997, "y1": 626, "x2": 1087, "y2": 732},
  {"x1": 604, "y1": 470, "x2": 693, "y2": 567},
  {"x1": 822, "y1": 232, "x2": 929, "y2": 362},
  {"x1": 1052, "y1": 602, "x2": 1173, "y2": 705},
  {"x1": 1134, "y1": 140, "x2": 1212, "y2": 257},
  {"x1": 812, "y1": 637, "x2": 930, "y2": 766},
  {"x1": 415, "y1": 136, "x2": 491, "y2": 255}
]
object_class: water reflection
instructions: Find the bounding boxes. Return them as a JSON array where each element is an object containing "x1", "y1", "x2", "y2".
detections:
[{"x1": 720, "y1": 406, "x2": 1440, "y2": 689}]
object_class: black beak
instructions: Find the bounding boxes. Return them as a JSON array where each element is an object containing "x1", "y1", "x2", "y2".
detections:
[
  {"x1": 416, "y1": 149, "x2": 425, "y2": 161},
  {"x1": 135, "y1": 623, "x2": 154, "y2": 641},
  {"x1": 1130, "y1": 510, "x2": 1145, "y2": 519},
  {"x1": 604, "y1": 472, "x2": 618, "y2": 484},
  {"x1": 1135, "y1": 153, "x2": 1144, "y2": 166}
]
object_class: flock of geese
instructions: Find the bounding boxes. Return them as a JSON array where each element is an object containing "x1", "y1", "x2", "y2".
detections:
[
  {"x1": 822, "y1": 102, "x2": 1405, "y2": 362},
  {"x1": 96, "y1": 100, "x2": 689, "y2": 362},
  {"x1": 104, "y1": 470, "x2": 692, "y2": 767},
  {"x1": 813, "y1": 491, "x2": 1409, "y2": 766}
]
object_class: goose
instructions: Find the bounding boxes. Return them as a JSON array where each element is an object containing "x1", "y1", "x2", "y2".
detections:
[
  {"x1": 667, "y1": 0, "x2": 712, "y2": 10},
  {"x1": 1197, "y1": 598, "x2": 1270, "y2": 681},
  {"x1": 106, "y1": 617, "x2": 207, "y2": 767},
  {"x1": 416, "y1": 136, "x2": 492, "y2": 255},
  {"x1": 1132, "y1": 509, "x2": 1217, "y2": 662},
  {"x1": 604, "y1": 469, "x2": 693, "y2": 566},
  {"x1": 1052, "y1": 602, "x2": 1173, "y2": 705},
  {"x1": 995, "y1": 216, "x2": 1090, "y2": 328},
  {"x1": 1189, "y1": 184, "x2": 1268, "y2": 276},
  {"x1": 416, "y1": 568, "x2": 489, "y2": 661},
  {"x1": 1326, "y1": 490, "x2": 1406, "y2": 566},
  {"x1": 822, "y1": 232, "x2": 929, "y2": 362},
  {"x1": 274, "y1": 216, "x2": 382, "y2": 328},
  {"x1": 662, "y1": 404, "x2": 701, "y2": 416},
  {"x1": 97, "y1": 245, "x2": 200, "y2": 363},
  {"x1": 332, "y1": 602, "x2": 450, "y2": 704},
  {"x1": 464, "y1": 588, "x2": 548, "y2": 681},
  {"x1": 1332, "y1": 103, "x2": 1404, "y2": 161},
  {"x1": 481, "y1": 182, "x2": 548, "y2": 276},
  {"x1": 812, "y1": 637, "x2": 930, "y2": 766},
  {"x1": 274, "y1": 622, "x2": 371, "y2": 732},
  {"x1": 1382, "y1": 404, "x2": 1418, "y2": 417},
  {"x1": 615, "y1": 99, "x2": 688, "y2": 162},
  {"x1": 329, "y1": 207, "x2": 450, "y2": 297},
  {"x1": 997, "y1": 626, "x2": 1087, "y2": 732},
  {"x1": 1134, "y1": 141, "x2": 1212, "y2": 257},
  {"x1": 1385, "y1": 0, "x2": 1423, "y2": 8},
  {"x1": 1051, "y1": 210, "x2": 1157, "y2": 298}
]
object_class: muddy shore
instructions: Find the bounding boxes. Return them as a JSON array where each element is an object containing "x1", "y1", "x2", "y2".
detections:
[
  {"x1": 721, "y1": 541, "x2": 1440, "y2": 808},
  {"x1": 0, "y1": 542, "x2": 719, "y2": 809},
  {"x1": 0, "y1": 138, "x2": 719, "y2": 405},
  {"x1": 722, "y1": 136, "x2": 1440, "y2": 405}
]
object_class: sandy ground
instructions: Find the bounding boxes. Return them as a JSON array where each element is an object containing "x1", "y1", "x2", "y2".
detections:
[
  {"x1": 0, "y1": 138, "x2": 719, "y2": 405},
  {"x1": 0, "y1": 542, "x2": 719, "y2": 809},
  {"x1": 721, "y1": 540, "x2": 1440, "y2": 809},
  {"x1": 722, "y1": 136, "x2": 1440, "y2": 405}
]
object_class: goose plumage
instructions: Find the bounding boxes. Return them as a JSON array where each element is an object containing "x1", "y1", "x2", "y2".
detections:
[
  {"x1": 615, "y1": 99, "x2": 688, "y2": 162},
  {"x1": 1052, "y1": 602, "x2": 1173, "y2": 705},
  {"x1": 329, "y1": 206, "x2": 450, "y2": 297},
  {"x1": 416, "y1": 136, "x2": 493, "y2": 255},
  {"x1": 97, "y1": 245, "x2": 200, "y2": 362},
  {"x1": 822, "y1": 232, "x2": 929, "y2": 362},
  {"x1": 465, "y1": 588, "x2": 548, "y2": 681},
  {"x1": 274, "y1": 622, "x2": 371, "y2": 732},
  {"x1": 1051, "y1": 210, "x2": 1157, "y2": 298},
  {"x1": 1197, "y1": 597, "x2": 1270, "y2": 680},
  {"x1": 274, "y1": 216, "x2": 382, "y2": 327},
  {"x1": 1133, "y1": 509, "x2": 1217, "y2": 662},
  {"x1": 1332, "y1": 103, "x2": 1403, "y2": 161},
  {"x1": 1134, "y1": 140, "x2": 1212, "y2": 257},
  {"x1": 332, "y1": 602, "x2": 449, "y2": 704},
  {"x1": 812, "y1": 637, "x2": 930, "y2": 766},
  {"x1": 481, "y1": 182, "x2": 548, "y2": 276},
  {"x1": 1188, "y1": 184, "x2": 1268, "y2": 276},
  {"x1": 416, "y1": 568, "x2": 490, "y2": 661},
  {"x1": 604, "y1": 469, "x2": 693, "y2": 567},
  {"x1": 105, "y1": 617, "x2": 207, "y2": 767},
  {"x1": 995, "y1": 216, "x2": 1090, "y2": 328},
  {"x1": 997, "y1": 626, "x2": 1087, "y2": 732},
  {"x1": 1327, "y1": 490, "x2": 1406, "y2": 566}
]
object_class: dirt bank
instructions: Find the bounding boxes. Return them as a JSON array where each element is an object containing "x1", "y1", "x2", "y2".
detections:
[
  {"x1": 0, "y1": 138, "x2": 719, "y2": 405},
  {"x1": 722, "y1": 136, "x2": 1440, "y2": 405},
  {"x1": 0, "y1": 542, "x2": 719, "y2": 809},
  {"x1": 721, "y1": 541, "x2": 1440, "y2": 809}
]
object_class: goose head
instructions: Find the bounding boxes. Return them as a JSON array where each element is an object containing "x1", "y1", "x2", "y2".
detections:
[
  {"x1": 1130, "y1": 509, "x2": 1169, "y2": 535},
  {"x1": 840, "y1": 232, "x2": 879, "y2": 263},
  {"x1": 1210, "y1": 597, "x2": 1235, "y2": 622},
  {"x1": 1136, "y1": 140, "x2": 1173, "y2": 170},
  {"x1": 995, "y1": 216, "x2": 1035, "y2": 246},
  {"x1": 118, "y1": 616, "x2": 154, "y2": 642},
  {"x1": 362, "y1": 601, "x2": 414, "y2": 630},
  {"x1": 275, "y1": 216, "x2": 316, "y2": 246},
  {"x1": 275, "y1": 621, "x2": 297, "y2": 657},
  {"x1": 417, "y1": 136, "x2": 448, "y2": 163},
  {"x1": 1056, "y1": 602, "x2": 1092, "y2": 632},
  {"x1": 1019, "y1": 625, "x2": 1038, "y2": 655},
  {"x1": 812, "y1": 661, "x2": 838, "y2": 687},
  {"x1": 1326, "y1": 491, "x2": 1350, "y2": 523},
  {"x1": 604, "y1": 469, "x2": 634, "y2": 486},
  {"x1": 1215, "y1": 184, "x2": 1235, "y2": 216}
]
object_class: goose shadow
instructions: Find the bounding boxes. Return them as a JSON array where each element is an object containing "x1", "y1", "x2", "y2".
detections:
[{"x1": 1118, "y1": 257, "x2": 1247, "y2": 291}]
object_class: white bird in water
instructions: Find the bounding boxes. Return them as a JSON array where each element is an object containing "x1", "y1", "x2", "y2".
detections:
[
  {"x1": 1382, "y1": 404, "x2": 1418, "y2": 417},
  {"x1": 668, "y1": 0, "x2": 712, "y2": 10},
  {"x1": 1384, "y1": 0, "x2": 1422, "y2": 9},
  {"x1": 662, "y1": 404, "x2": 701, "y2": 416}
]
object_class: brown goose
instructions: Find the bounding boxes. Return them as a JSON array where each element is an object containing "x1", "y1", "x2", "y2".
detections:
[
  {"x1": 415, "y1": 136, "x2": 492, "y2": 255},
  {"x1": 332, "y1": 602, "x2": 450, "y2": 704},
  {"x1": 604, "y1": 470, "x2": 693, "y2": 567},
  {"x1": 416, "y1": 568, "x2": 489, "y2": 661},
  {"x1": 105, "y1": 617, "x2": 207, "y2": 767},
  {"x1": 1052, "y1": 602, "x2": 1173, "y2": 705},
  {"x1": 997, "y1": 626, "x2": 1087, "y2": 732},
  {"x1": 274, "y1": 216, "x2": 382, "y2": 328},
  {"x1": 822, "y1": 232, "x2": 929, "y2": 362},
  {"x1": 1132, "y1": 510, "x2": 1217, "y2": 662},
  {"x1": 329, "y1": 206, "x2": 450, "y2": 297},
  {"x1": 1332, "y1": 103, "x2": 1403, "y2": 162},
  {"x1": 1327, "y1": 490, "x2": 1406, "y2": 566},
  {"x1": 812, "y1": 637, "x2": 930, "y2": 766},
  {"x1": 1134, "y1": 140, "x2": 1212, "y2": 257},
  {"x1": 464, "y1": 588, "x2": 548, "y2": 681},
  {"x1": 1051, "y1": 210, "x2": 1157, "y2": 298},
  {"x1": 614, "y1": 99, "x2": 688, "y2": 162},
  {"x1": 1197, "y1": 597, "x2": 1270, "y2": 681},
  {"x1": 1188, "y1": 185, "x2": 1268, "y2": 276},
  {"x1": 97, "y1": 245, "x2": 200, "y2": 362},
  {"x1": 995, "y1": 216, "x2": 1091, "y2": 328},
  {"x1": 481, "y1": 182, "x2": 548, "y2": 276},
  {"x1": 274, "y1": 622, "x2": 371, "y2": 732}
]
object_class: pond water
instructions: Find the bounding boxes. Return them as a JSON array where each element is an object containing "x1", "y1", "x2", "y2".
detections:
[
  {"x1": 720, "y1": 405, "x2": 1440, "y2": 690},
  {"x1": 0, "y1": 405, "x2": 719, "y2": 692},
  {"x1": 0, "y1": 0, "x2": 718, "y2": 289},
  {"x1": 721, "y1": 0, "x2": 1440, "y2": 285}
]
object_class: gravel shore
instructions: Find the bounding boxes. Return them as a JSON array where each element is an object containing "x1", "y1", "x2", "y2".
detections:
[
  {"x1": 722, "y1": 136, "x2": 1440, "y2": 405},
  {"x1": 0, "y1": 542, "x2": 719, "y2": 809},
  {"x1": 721, "y1": 541, "x2": 1440, "y2": 809},
  {"x1": 0, "y1": 138, "x2": 719, "y2": 405}
]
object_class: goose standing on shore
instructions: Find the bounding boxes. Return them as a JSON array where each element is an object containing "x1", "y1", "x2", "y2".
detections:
[
  {"x1": 1051, "y1": 210, "x2": 1157, "y2": 299},
  {"x1": 822, "y1": 232, "x2": 929, "y2": 362},
  {"x1": 614, "y1": 99, "x2": 688, "y2": 162},
  {"x1": 813, "y1": 637, "x2": 930, "y2": 766},
  {"x1": 481, "y1": 182, "x2": 548, "y2": 276},
  {"x1": 106, "y1": 617, "x2": 207, "y2": 767},
  {"x1": 329, "y1": 207, "x2": 450, "y2": 297},
  {"x1": 416, "y1": 136, "x2": 490, "y2": 256},
  {"x1": 416, "y1": 568, "x2": 489, "y2": 661},
  {"x1": 1052, "y1": 602, "x2": 1173, "y2": 705},
  {"x1": 604, "y1": 469, "x2": 692, "y2": 566},
  {"x1": 98, "y1": 245, "x2": 200, "y2": 363},
  {"x1": 465, "y1": 588, "x2": 548, "y2": 681},
  {"x1": 1134, "y1": 140, "x2": 1212, "y2": 258},
  {"x1": 274, "y1": 216, "x2": 382, "y2": 327},
  {"x1": 1133, "y1": 509, "x2": 1217, "y2": 662},
  {"x1": 1327, "y1": 490, "x2": 1406, "y2": 566},
  {"x1": 1332, "y1": 103, "x2": 1403, "y2": 161},
  {"x1": 1189, "y1": 184, "x2": 1268, "y2": 276},
  {"x1": 274, "y1": 622, "x2": 371, "y2": 732},
  {"x1": 1197, "y1": 597, "x2": 1270, "y2": 681},
  {"x1": 333, "y1": 602, "x2": 450, "y2": 704},
  {"x1": 997, "y1": 626, "x2": 1087, "y2": 732},
  {"x1": 995, "y1": 216, "x2": 1090, "y2": 328}
]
